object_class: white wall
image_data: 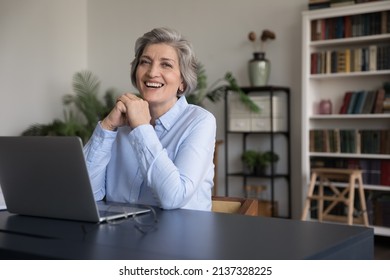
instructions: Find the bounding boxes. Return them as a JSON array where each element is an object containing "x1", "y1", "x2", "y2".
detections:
[
  {"x1": 0, "y1": 0, "x2": 87, "y2": 136},
  {"x1": 0, "y1": 0, "x2": 307, "y2": 218}
]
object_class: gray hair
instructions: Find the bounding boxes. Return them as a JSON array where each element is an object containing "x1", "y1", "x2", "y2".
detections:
[{"x1": 130, "y1": 27, "x2": 198, "y2": 96}]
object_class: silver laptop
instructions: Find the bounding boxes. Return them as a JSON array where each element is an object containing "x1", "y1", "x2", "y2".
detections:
[{"x1": 0, "y1": 136, "x2": 150, "y2": 223}]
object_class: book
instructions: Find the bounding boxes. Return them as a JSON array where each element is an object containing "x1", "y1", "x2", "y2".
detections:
[
  {"x1": 311, "y1": 53, "x2": 317, "y2": 74},
  {"x1": 361, "y1": 47, "x2": 369, "y2": 71},
  {"x1": 340, "y1": 129, "x2": 354, "y2": 153},
  {"x1": 362, "y1": 130, "x2": 383, "y2": 154},
  {"x1": 311, "y1": 21, "x2": 318, "y2": 41},
  {"x1": 331, "y1": 50, "x2": 337, "y2": 73},
  {"x1": 330, "y1": 0, "x2": 355, "y2": 7},
  {"x1": 337, "y1": 50, "x2": 346, "y2": 72},
  {"x1": 383, "y1": 98, "x2": 390, "y2": 113},
  {"x1": 355, "y1": 129, "x2": 361, "y2": 154},
  {"x1": 347, "y1": 91, "x2": 358, "y2": 114},
  {"x1": 383, "y1": 82, "x2": 390, "y2": 113},
  {"x1": 330, "y1": 129, "x2": 338, "y2": 153},
  {"x1": 353, "y1": 90, "x2": 368, "y2": 114},
  {"x1": 344, "y1": 16, "x2": 352, "y2": 38},
  {"x1": 369, "y1": 45, "x2": 377, "y2": 71},
  {"x1": 309, "y1": 2, "x2": 331, "y2": 10},
  {"x1": 339, "y1": 91, "x2": 353, "y2": 114},
  {"x1": 345, "y1": 48, "x2": 351, "y2": 72},
  {"x1": 372, "y1": 130, "x2": 381, "y2": 154},
  {"x1": 354, "y1": 48, "x2": 362, "y2": 72},
  {"x1": 380, "y1": 130, "x2": 390, "y2": 154},
  {"x1": 335, "y1": 17, "x2": 345, "y2": 39},
  {"x1": 309, "y1": 130, "x2": 315, "y2": 152},
  {"x1": 376, "y1": 45, "x2": 389, "y2": 70},
  {"x1": 381, "y1": 11, "x2": 388, "y2": 34},
  {"x1": 326, "y1": 50, "x2": 332, "y2": 74},
  {"x1": 373, "y1": 88, "x2": 385, "y2": 113},
  {"x1": 365, "y1": 159, "x2": 381, "y2": 185},
  {"x1": 361, "y1": 90, "x2": 377, "y2": 114},
  {"x1": 321, "y1": 51, "x2": 326, "y2": 74}
]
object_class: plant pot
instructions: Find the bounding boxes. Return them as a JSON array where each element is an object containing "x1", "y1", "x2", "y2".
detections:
[
  {"x1": 248, "y1": 52, "x2": 270, "y2": 86},
  {"x1": 265, "y1": 163, "x2": 277, "y2": 175},
  {"x1": 243, "y1": 164, "x2": 255, "y2": 175},
  {"x1": 255, "y1": 165, "x2": 267, "y2": 176}
]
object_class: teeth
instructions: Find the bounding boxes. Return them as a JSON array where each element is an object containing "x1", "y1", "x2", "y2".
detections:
[{"x1": 146, "y1": 82, "x2": 163, "y2": 88}]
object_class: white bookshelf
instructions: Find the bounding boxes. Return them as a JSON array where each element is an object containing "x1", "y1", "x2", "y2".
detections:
[{"x1": 301, "y1": 1, "x2": 390, "y2": 236}]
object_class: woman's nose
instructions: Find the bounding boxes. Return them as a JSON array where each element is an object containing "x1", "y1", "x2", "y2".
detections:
[{"x1": 147, "y1": 63, "x2": 159, "y2": 77}]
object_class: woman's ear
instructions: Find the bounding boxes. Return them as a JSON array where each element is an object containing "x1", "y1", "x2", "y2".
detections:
[{"x1": 178, "y1": 81, "x2": 185, "y2": 94}]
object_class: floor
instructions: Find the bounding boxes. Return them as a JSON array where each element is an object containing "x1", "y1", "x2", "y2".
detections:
[{"x1": 374, "y1": 236, "x2": 390, "y2": 260}]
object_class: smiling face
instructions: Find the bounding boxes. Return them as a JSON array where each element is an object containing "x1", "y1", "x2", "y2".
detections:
[{"x1": 136, "y1": 43, "x2": 184, "y2": 115}]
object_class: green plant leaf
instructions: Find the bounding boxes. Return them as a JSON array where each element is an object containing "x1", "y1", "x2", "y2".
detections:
[
  {"x1": 21, "y1": 70, "x2": 118, "y2": 144},
  {"x1": 224, "y1": 72, "x2": 260, "y2": 113},
  {"x1": 188, "y1": 64, "x2": 260, "y2": 113}
]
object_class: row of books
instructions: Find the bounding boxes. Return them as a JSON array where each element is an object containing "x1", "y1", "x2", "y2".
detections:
[
  {"x1": 310, "y1": 45, "x2": 390, "y2": 74},
  {"x1": 309, "y1": 129, "x2": 390, "y2": 154},
  {"x1": 339, "y1": 88, "x2": 387, "y2": 114},
  {"x1": 311, "y1": 157, "x2": 390, "y2": 186},
  {"x1": 367, "y1": 192, "x2": 390, "y2": 227},
  {"x1": 308, "y1": 0, "x2": 382, "y2": 10},
  {"x1": 385, "y1": 82, "x2": 390, "y2": 113},
  {"x1": 310, "y1": 10, "x2": 389, "y2": 40}
]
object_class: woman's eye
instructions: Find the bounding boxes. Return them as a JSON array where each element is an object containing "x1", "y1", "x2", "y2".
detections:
[
  {"x1": 140, "y1": 59, "x2": 151, "y2": 65},
  {"x1": 162, "y1": 63, "x2": 173, "y2": 68}
]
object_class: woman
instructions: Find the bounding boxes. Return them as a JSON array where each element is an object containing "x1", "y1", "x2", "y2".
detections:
[{"x1": 83, "y1": 27, "x2": 216, "y2": 211}]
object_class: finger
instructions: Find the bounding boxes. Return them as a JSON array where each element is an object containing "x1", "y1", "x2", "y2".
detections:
[
  {"x1": 115, "y1": 100, "x2": 126, "y2": 112},
  {"x1": 123, "y1": 93, "x2": 139, "y2": 99},
  {"x1": 117, "y1": 93, "x2": 139, "y2": 104}
]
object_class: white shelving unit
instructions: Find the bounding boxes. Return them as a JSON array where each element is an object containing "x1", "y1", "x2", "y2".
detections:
[{"x1": 301, "y1": 1, "x2": 390, "y2": 236}]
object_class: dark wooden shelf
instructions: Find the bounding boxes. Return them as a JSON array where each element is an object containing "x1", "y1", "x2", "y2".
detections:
[{"x1": 224, "y1": 86, "x2": 292, "y2": 218}]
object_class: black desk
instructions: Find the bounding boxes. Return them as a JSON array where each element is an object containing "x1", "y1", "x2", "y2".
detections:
[{"x1": 0, "y1": 208, "x2": 373, "y2": 259}]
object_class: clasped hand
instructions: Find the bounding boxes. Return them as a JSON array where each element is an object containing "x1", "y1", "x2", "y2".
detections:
[{"x1": 101, "y1": 93, "x2": 151, "y2": 131}]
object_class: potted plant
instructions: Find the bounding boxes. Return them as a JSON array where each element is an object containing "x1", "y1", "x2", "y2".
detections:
[
  {"x1": 241, "y1": 150, "x2": 270, "y2": 175},
  {"x1": 262, "y1": 150, "x2": 280, "y2": 174},
  {"x1": 256, "y1": 151, "x2": 270, "y2": 175},
  {"x1": 247, "y1": 29, "x2": 276, "y2": 86},
  {"x1": 21, "y1": 71, "x2": 118, "y2": 144},
  {"x1": 241, "y1": 150, "x2": 260, "y2": 175}
]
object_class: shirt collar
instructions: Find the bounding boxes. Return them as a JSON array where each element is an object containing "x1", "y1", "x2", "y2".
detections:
[{"x1": 156, "y1": 96, "x2": 188, "y2": 131}]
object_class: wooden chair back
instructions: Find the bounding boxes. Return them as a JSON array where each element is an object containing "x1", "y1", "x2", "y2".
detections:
[{"x1": 212, "y1": 196, "x2": 258, "y2": 216}]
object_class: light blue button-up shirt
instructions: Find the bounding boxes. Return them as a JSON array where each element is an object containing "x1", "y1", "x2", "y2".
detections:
[{"x1": 83, "y1": 96, "x2": 216, "y2": 211}]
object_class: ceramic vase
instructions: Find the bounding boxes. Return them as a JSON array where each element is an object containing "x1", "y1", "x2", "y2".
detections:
[
  {"x1": 248, "y1": 52, "x2": 270, "y2": 86},
  {"x1": 319, "y1": 99, "x2": 332, "y2": 114}
]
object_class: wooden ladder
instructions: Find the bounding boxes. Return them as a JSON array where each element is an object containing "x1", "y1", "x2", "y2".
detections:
[{"x1": 301, "y1": 168, "x2": 369, "y2": 226}]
